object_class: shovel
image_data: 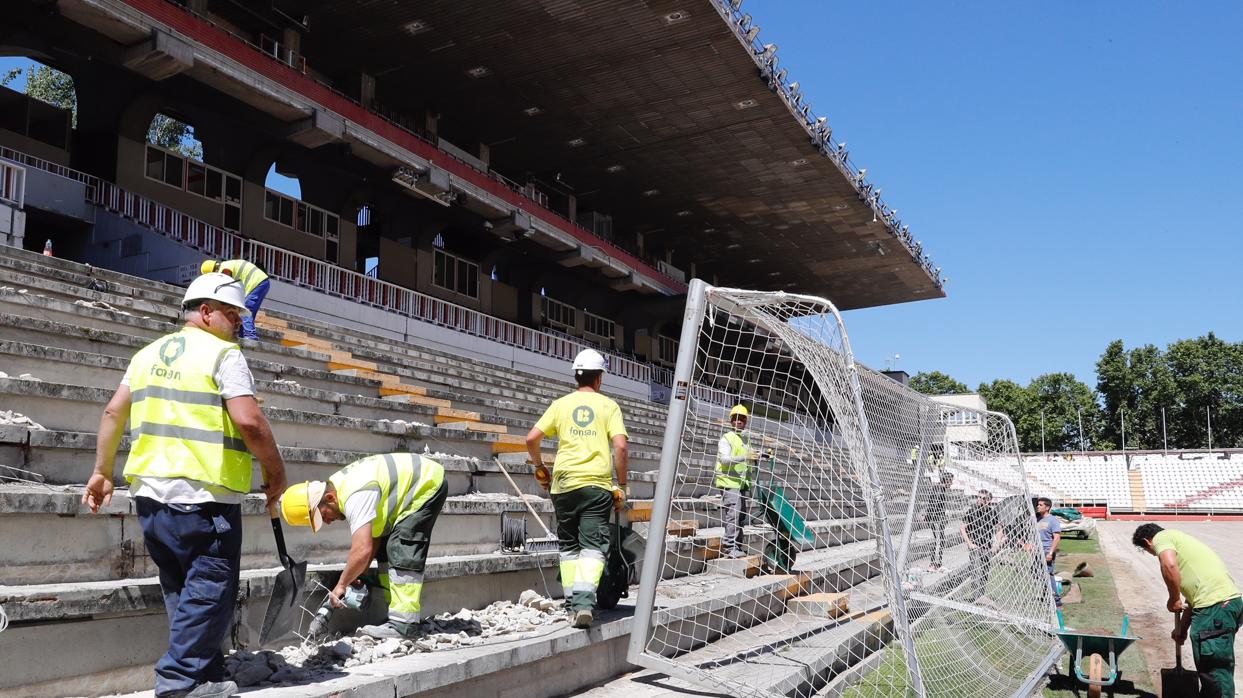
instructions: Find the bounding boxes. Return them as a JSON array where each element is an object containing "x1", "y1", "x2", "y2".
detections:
[
  {"x1": 258, "y1": 495, "x2": 307, "y2": 645},
  {"x1": 1161, "y1": 640, "x2": 1199, "y2": 696}
]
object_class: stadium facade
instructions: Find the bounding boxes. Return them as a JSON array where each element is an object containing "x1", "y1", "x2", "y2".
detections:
[{"x1": 1, "y1": 0, "x2": 942, "y2": 399}]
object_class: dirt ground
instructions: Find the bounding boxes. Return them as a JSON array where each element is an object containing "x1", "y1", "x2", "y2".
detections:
[{"x1": 1096, "y1": 520, "x2": 1243, "y2": 692}]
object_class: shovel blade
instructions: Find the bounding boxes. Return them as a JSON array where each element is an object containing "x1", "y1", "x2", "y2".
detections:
[
  {"x1": 1161, "y1": 667, "x2": 1199, "y2": 696},
  {"x1": 259, "y1": 560, "x2": 308, "y2": 645}
]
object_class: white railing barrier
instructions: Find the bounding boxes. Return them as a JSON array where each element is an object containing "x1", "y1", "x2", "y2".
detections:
[{"x1": 93, "y1": 180, "x2": 653, "y2": 384}]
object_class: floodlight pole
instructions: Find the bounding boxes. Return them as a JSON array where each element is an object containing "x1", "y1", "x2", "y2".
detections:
[
  {"x1": 1207, "y1": 407, "x2": 1213, "y2": 453},
  {"x1": 1078, "y1": 409, "x2": 1086, "y2": 454},
  {"x1": 1040, "y1": 410, "x2": 1046, "y2": 456},
  {"x1": 1161, "y1": 407, "x2": 1168, "y2": 455},
  {"x1": 1120, "y1": 406, "x2": 1126, "y2": 454}
]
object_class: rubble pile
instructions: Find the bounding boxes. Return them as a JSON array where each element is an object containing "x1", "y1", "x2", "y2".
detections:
[
  {"x1": 226, "y1": 590, "x2": 566, "y2": 688},
  {"x1": 0, "y1": 410, "x2": 46, "y2": 430}
]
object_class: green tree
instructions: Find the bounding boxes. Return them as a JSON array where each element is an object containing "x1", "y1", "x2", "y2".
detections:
[
  {"x1": 1095, "y1": 340, "x2": 1133, "y2": 447},
  {"x1": 18, "y1": 64, "x2": 77, "y2": 127},
  {"x1": 977, "y1": 379, "x2": 1030, "y2": 433},
  {"x1": 909, "y1": 371, "x2": 968, "y2": 396},
  {"x1": 1027, "y1": 373, "x2": 1106, "y2": 453},
  {"x1": 1165, "y1": 333, "x2": 1243, "y2": 449},
  {"x1": 147, "y1": 113, "x2": 203, "y2": 160}
]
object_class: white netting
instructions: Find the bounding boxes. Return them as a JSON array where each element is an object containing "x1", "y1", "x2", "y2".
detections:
[{"x1": 628, "y1": 284, "x2": 1059, "y2": 698}]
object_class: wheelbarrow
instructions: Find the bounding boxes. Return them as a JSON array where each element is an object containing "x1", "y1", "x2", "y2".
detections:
[
  {"x1": 752, "y1": 455, "x2": 814, "y2": 575},
  {"x1": 1055, "y1": 611, "x2": 1141, "y2": 697}
]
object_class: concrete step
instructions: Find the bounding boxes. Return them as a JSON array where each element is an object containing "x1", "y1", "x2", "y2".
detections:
[
  {"x1": 0, "y1": 426, "x2": 664, "y2": 502},
  {"x1": 0, "y1": 375, "x2": 681, "y2": 466},
  {"x1": 0, "y1": 247, "x2": 671, "y2": 426},
  {"x1": 0, "y1": 318, "x2": 670, "y2": 442},
  {"x1": 0, "y1": 265, "x2": 179, "y2": 321},
  {"x1": 0, "y1": 483, "x2": 556, "y2": 585},
  {"x1": 0, "y1": 300, "x2": 330, "y2": 373},
  {"x1": 51, "y1": 536, "x2": 920, "y2": 698},
  {"x1": 0, "y1": 551, "x2": 566, "y2": 697}
]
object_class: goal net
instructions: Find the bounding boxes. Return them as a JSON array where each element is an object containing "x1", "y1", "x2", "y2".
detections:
[{"x1": 628, "y1": 281, "x2": 1061, "y2": 698}]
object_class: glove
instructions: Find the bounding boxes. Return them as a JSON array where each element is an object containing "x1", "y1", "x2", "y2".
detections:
[
  {"x1": 612, "y1": 484, "x2": 630, "y2": 511},
  {"x1": 534, "y1": 463, "x2": 551, "y2": 491}
]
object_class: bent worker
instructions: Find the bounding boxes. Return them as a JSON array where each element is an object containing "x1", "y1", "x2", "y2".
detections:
[
  {"x1": 1133, "y1": 523, "x2": 1241, "y2": 696},
  {"x1": 525, "y1": 348, "x2": 628, "y2": 629},
  {"x1": 716, "y1": 404, "x2": 758, "y2": 558},
  {"x1": 281, "y1": 453, "x2": 447, "y2": 639},
  {"x1": 201, "y1": 259, "x2": 270, "y2": 341},
  {"x1": 83, "y1": 272, "x2": 287, "y2": 698}
]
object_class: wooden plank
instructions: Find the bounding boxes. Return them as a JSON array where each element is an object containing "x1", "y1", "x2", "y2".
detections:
[
  {"x1": 434, "y1": 408, "x2": 481, "y2": 423},
  {"x1": 666, "y1": 519, "x2": 699, "y2": 537}
]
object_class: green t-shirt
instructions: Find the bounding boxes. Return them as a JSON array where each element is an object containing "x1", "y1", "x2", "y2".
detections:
[
  {"x1": 1153, "y1": 529, "x2": 1241, "y2": 608},
  {"x1": 535, "y1": 390, "x2": 627, "y2": 494}
]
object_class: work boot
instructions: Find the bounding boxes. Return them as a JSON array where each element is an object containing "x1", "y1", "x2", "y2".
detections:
[
  {"x1": 164, "y1": 681, "x2": 239, "y2": 698},
  {"x1": 358, "y1": 622, "x2": 412, "y2": 639},
  {"x1": 572, "y1": 609, "x2": 593, "y2": 629}
]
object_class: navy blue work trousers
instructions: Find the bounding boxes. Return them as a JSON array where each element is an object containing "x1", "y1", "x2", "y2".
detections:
[
  {"x1": 239, "y1": 278, "x2": 271, "y2": 340},
  {"x1": 135, "y1": 497, "x2": 242, "y2": 697}
]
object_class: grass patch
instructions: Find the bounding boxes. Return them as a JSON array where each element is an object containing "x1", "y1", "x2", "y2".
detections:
[
  {"x1": 1043, "y1": 535, "x2": 1156, "y2": 697},
  {"x1": 838, "y1": 536, "x2": 1158, "y2": 697}
]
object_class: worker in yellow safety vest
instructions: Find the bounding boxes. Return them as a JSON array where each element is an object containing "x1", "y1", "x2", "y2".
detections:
[
  {"x1": 280, "y1": 453, "x2": 448, "y2": 639},
  {"x1": 525, "y1": 348, "x2": 629, "y2": 629},
  {"x1": 83, "y1": 272, "x2": 287, "y2": 698},
  {"x1": 717, "y1": 404, "x2": 759, "y2": 558},
  {"x1": 201, "y1": 259, "x2": 270, "y2": 341}
]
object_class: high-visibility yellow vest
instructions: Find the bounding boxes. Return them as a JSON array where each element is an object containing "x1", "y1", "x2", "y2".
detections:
[
  {"x1": 219, "y1": 259, "x2": 269, "y2": 295},
  {"x1": 330, "y1": 454, "x2": 446, "y2": 538},
  {"x1": 715, "y1": 431, "x2": 750, "y2": 489},
  {"x1": 123, "y1": 327, "x2": 252, "y2": 492}
]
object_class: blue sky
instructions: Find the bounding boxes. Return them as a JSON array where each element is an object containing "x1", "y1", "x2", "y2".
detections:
[{"x1": 759, "y1": 2, "x2": 1242, "y2": 389}]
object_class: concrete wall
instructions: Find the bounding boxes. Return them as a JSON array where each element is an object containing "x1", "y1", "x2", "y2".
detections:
[
  {"x1": 83, "y1": 209, "x2": 201, "y2": 282},
  {"x1": 114, "y1": 136, "x2": 230, "y2": 229},
  {"x1": 0, "y1": 127, "x2": 70, "y2": 166},
  {"x1": 6, "y1": 158, "x2": 93, "y2": 222}
]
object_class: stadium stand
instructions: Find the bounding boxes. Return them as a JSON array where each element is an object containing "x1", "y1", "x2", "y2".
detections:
[
  {"x1": 1023, "y1": 451, "x2": 1243, "y2": 514},
  {"x1": 0, "y1": 244, "x2": 968, "y2": 697}
]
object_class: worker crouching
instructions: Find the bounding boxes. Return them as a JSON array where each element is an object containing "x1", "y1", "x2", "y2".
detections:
[{"x1": 280, "y1": 453, "x2": 447, "y2": 639}]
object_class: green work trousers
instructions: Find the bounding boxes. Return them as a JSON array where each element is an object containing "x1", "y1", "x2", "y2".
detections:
[
  {"x1": 551, "y1": 486, "x2": 613, "y2": 612},
  {"x1": 1191, "y1": 596, "x2": 1243, "y2": 698},
  {"x1": 376, "y1": 481, "x2": 448, "y2": 633}
]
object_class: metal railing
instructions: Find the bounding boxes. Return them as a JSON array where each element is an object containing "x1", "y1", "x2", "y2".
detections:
[
  {"x1": 90, "y1": 178, "x2": 654, "y2": 384},
  {"x1": 0, "y1": 146, "x2": 99, "y2": 202}
]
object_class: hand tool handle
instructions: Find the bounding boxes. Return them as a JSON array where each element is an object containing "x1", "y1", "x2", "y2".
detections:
[
  {"x1": 263, "y1": 467, "x2": 293, "y2": 569},
  {"x1": 494, "y1": 457, "x2": 556, "y2": 539}
]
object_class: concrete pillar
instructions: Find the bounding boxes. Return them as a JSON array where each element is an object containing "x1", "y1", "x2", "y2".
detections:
[
  {"x1": 425, "y1": 112, "x2": 438, "y2": 137},
  {"x1": 478, "y1": 142, "x2": 490, "y2": 168},
  {"x1": 359, "y1": 72, "x2": 376, "y2": 108},
  {"x1": 186, "y1": 0, "x2": 209, "y2": 12},
  {"x1": 567, "y1": 194, "x2": 577, "y2": 225},
  {"x1": 281, "y1": 28, "x2": 301, "y2": 58}
]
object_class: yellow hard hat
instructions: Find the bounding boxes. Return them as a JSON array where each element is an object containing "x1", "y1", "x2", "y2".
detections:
[
  {"x1": 279, "y1": 481, "x2": 326, "y2": 533},
  {"x1": 200, "y1": 260, "x2": 219, "y2": 275},
  {"x1": 729, "y1": 404, "x2": 749, "y2": 419}
]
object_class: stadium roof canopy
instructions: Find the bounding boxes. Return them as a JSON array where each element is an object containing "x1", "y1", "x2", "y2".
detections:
[{"x1": 201, "y1": 0, "x2": 946, "y2": 309}]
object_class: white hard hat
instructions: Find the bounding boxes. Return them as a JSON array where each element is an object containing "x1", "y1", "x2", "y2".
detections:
[
  {"x1": 572, "y1": 348, "x2": 607, "y2": 373},
  {"x1": 182, "y1": 272, "x2": 249, "y2": 315}
]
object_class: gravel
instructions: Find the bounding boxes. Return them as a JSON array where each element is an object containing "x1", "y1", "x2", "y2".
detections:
[{"x1": 225, "y1": 590, "x2": 568, "y2": 687}]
